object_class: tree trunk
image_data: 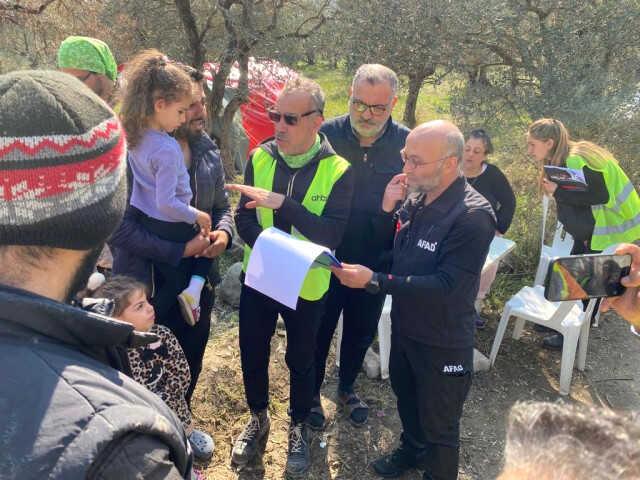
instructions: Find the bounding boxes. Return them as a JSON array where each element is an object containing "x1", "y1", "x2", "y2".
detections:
[
  {"x1": 174, "y1": 0, "x2": 206, "y2": 67},
  {"x1": 403, "y1": 73, "x2": 425, "y2": 128}
]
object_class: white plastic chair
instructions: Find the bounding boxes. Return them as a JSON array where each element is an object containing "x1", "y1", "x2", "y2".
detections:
[
  {"x1": 489, "y1": 285, "x2": 597, "y2": 395},
  {"x1": 534, "y1": 195, "x2": 574, "y2": 285}
]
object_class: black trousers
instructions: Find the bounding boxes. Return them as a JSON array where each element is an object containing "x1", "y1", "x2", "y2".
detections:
[
  {"x1": 154, "y1": 277, "x2": 214, "y2": 406},
  {"x1": 142, "y1": 215, "x2": 213, "y2": 321},
  {"x1": 314, "y1": 275, "x2": 387, "y2": 394},
  {"x1": 239, "y1": 284, "x2": 325, "y2": 423},
  {"x1": 390, "y1": 333, "x2": 473, "y2": 480}
]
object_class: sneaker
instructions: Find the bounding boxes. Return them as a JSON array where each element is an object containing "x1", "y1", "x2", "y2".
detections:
[
  {"x1": 285, "y1": 421, "x2": 310, "y2": 478},
  {"x1": 307, "y1": 396, "x2": 326, "y2": 431},
  {"x1": 231, "y1": 410, "x2": 270, "y2": 467},
  {"x1": 338, "y1": 389, "x2": 368, "y2": 426},
  {"x1": 178, "y1": 291, "x2": 201, "y2": 326},
  {"x1": 542, "y1": 333, "x2": 564, "y2": 350},
  {"x1": 372, "y1": 443, "x2": 425, "y2": 478},
  {"x1": 189, "y1": 429, "x2": 214, "y2": 461}
]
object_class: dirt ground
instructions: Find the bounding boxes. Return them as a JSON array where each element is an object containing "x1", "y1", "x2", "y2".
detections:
[{"x1": 190, "y1": 301, "x2": 640, "y2": 480}]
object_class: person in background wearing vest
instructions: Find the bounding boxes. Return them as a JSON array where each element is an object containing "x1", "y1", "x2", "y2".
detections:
[
  {"x1": 57, "y1": 35, "x2": 118, "y2": 104},
  {"x1": 332, "y1": 120, "x2": 496, "y2": 480},
  {"x1": 227, "y1": 77, "x2": 354, "y2": 477},
  {"x1": 527, "y1": 118, "x2": 640, "y2": 349},
  {"x1": 0, "y1": 71, "x2": 192, "y2": 479},
  {"x1": 312, "y1": 64, "x2": 410, "y2": 429}
]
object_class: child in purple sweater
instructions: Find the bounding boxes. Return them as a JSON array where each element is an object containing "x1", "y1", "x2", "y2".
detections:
[{"x1": 121, "y1": 50, "x2": 211, "y2": 325}]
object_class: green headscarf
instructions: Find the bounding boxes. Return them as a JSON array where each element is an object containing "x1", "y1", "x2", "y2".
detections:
[{"x1": 57, "y1": 36, "x2": 117, "y2": 82}]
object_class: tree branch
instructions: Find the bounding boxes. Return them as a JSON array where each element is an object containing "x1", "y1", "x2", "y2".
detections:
[{"x1": 0, "y1": 0, "x2": 58, "y2": 14}]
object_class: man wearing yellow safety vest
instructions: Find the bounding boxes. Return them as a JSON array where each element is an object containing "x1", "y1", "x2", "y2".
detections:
[{"x1": 227, "y1": 76, "x2": 354, "y2": 478}]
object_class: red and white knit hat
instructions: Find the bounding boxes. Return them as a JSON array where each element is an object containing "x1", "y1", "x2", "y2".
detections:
[{"x1": 0, "y1": 70, "x2": 127, "y2": 249}]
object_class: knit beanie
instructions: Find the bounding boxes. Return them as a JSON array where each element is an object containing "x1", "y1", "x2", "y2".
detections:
[
  {"x1": 57, "y1": 36, "x2": 118, "y2": 82},
  {"x1": 0, "y1": 70, "x2": 127, "y2": 250}
]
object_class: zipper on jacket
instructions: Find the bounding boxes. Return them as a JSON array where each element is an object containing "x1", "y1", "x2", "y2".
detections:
[{"x1": 286, "y1": 171, "x2": 299, "y2": 198}]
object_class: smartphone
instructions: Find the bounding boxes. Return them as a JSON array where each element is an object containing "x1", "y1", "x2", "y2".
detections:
[{"x1": 544, "y1": 253, "x2": 632, "y2": 301}]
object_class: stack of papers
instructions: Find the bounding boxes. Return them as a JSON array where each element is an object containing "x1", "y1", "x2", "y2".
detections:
[{"x1": 245, "y1": 227, "x2": 341, "y2": 309}]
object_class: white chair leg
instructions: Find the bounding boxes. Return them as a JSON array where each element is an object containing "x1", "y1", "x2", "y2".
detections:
[
  {"x1": 559, "y1": 330, "x2": 580, "y2": 396},
  {"x1": 335, "y1": 315, "x2": 343, "y2": 368},
  {"x1": 489, "y1": 306, "x2": 512, "y2": 367},
  {"x1": 577, "y1": 319, "x2": 591, "y2": 371},
  {"x1": 512, "y1": 317, "x2": 526, "y2": 340},
  {"x1": 378, "y1": 313, "x2": 391, "y2": 380}
]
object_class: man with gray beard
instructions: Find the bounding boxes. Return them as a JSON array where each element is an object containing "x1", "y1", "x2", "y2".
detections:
[
  {"x1": 313, "y1": 64, "x2": 409, "y2": 429},
  {"x1": 332, "y1": 121, "x2": 495, "y2": 480}
]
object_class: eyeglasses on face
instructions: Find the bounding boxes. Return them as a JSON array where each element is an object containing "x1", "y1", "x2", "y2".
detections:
[
  {"x1": 350, "y1": 98, "x2": 389, "y2": 116},
  {"x1": 268, "y1": 109, "x2": 320, "y2": 126},
  {"x1": 401, "y1": 150, "x2": 452, "y2": 169}
]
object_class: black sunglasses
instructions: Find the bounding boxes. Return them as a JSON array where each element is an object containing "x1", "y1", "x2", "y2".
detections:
[{"x1": 268, "y1": 109, "x2": 320, "y2": 126}]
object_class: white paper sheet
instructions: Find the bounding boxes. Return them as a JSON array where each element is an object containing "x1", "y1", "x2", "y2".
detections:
[{"x1": 245, "y1": 227, "x2": 338, "y2": 310}]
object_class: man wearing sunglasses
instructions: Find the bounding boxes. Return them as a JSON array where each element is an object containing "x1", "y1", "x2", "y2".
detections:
[
  {"x1": 57, "y1": 36, "x2": 117, "y2": 104},
  {"x1": 331, "y1": 120, "x2": 495, "y2": 480},
  {"x1": 228, "y1": 77, "x2": 354, "y2": 477},
  {"x1": 313, "y1": 64, "x2": 410, "y2": 429}
]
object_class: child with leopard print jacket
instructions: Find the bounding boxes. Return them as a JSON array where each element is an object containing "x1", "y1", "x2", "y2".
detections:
[{"x1": 82, "y1": 275, "x2": 214, "y2": 461}]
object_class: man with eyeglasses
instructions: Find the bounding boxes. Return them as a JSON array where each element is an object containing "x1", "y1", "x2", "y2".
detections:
[
  {"x1": 57, "y1": 36, "x2": 117, "y2": 104},
  {"x1": 312, "y1": 64, "x2": 410, "y2": 429},
  {"x1": 227, "y1": 76, "x2": 354, "y2": 477},
  {"x1": 332, "y1": 120, "x2": 496, "y2": 480}
]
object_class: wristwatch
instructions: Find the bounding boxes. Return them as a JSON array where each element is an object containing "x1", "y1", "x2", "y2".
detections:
[{"x1": 365, "y1": 272, "x2": 381, "y2": 294}]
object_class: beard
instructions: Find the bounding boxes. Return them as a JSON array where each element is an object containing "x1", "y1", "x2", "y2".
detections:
[
  {"x1": 349, "y1": 113, "x2": 386, "y2": 139},
  {"x1": 65, "y1": 245, "x2": 104, "y2": 303}
]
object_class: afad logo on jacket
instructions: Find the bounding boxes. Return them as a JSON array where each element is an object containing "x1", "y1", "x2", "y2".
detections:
[
  {"x1": 417, "y1": 239, "x2": 438, "y2": 252},
  {"x1": 311, "y1": 194, "x2": 328, "y2": 202}
]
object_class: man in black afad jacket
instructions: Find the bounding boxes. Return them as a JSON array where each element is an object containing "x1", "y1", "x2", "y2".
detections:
[
  {"x1": 228, "y1": 77, "x2": 354, "y2": 478},
  {"x1": 0, "y1": 70, "x2": 192, "y2": 478},
  {"x1": 313, "y1": 64, "x2": 410, "y2": 427},
  {"x1": 333, "y1": 121, "x2": 496, "y2": 480}
]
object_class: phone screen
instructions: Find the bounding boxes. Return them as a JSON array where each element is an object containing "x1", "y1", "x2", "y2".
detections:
[{"x1": 544, "y1": 254, "x2": 632, "y2": 301}]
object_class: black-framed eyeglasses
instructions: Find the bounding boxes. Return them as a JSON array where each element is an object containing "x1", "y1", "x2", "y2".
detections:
[
  {"x1": 268, "y1": 109, "x2": 320, "y2": 126},
  {"x1": 350, "y1": 98, "x2": 389, "y2": 116}
]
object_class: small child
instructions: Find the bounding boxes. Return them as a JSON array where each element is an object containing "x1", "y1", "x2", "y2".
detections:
[
  {"x1": 120, "y1": 49, "x2": 211, "y2": 325},
  {"x1": 84, "y1": 275, "x2": 214, "y2": 461}
]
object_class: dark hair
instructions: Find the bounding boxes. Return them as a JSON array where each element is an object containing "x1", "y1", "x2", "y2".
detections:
[
  {"x1": 469, "y1": 128, "x2": 494, "y2": 155},
  {"x1": 177, "y1": 63, "x2": 205, "y2": 83},
  {"x1": 92, "y1": 275, "x2": 148, "y2": 317},
  {"x1": 120, "y1": 49, "x2": 192, "y2": 147}
]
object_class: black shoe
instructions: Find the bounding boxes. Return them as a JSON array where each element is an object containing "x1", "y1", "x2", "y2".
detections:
[
  {"x1": 285, "y1": 421, "x2": 310, "y2": 478},
  {"x1": 542, "y1": 333, "x2": 563, "y2": 350},
  {"x1": 307, "y1": 395, "x2": 326, "y2": 431},
  {"x1": 372, "y1": 444, "x2": 424, "y2": 478},
  {"x1": 338, "y1": 389, "x2": 369, "y2": 426},
  {"x1": 231, "y1": 410, "x2": 270, "y2": 467}
]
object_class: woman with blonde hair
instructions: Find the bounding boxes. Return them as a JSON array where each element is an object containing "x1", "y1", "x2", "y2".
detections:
[{"x1": 526, "y1": 118, "x2": 640, "y2": 348}]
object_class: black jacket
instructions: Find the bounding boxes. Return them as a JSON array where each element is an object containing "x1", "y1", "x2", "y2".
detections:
[
  {"x1": 320, "y1": 115, "x2": 410, "y2": 269},
  {"x1": 110, "y1": 132, "x2": 234, "y2": 286},
  {"x1": 0, "y1": 285, "x2": 192, "y2": 479},
  {"x1": 235, "y1": 134, "x2": 354, "y2": 250},
  {"x1": 376, "y1": 177, "x2": 496, "y2": 348}
]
